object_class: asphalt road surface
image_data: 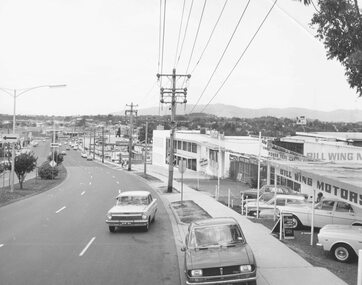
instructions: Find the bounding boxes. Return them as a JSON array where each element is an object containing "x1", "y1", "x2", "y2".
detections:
[{"x1": 0, "y1": 147, "x2": 180, "y2": 285}]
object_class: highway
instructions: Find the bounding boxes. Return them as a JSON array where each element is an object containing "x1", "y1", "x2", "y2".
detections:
[{"x1": 0, "y1": 146, "x2": 180, "y2": 285}]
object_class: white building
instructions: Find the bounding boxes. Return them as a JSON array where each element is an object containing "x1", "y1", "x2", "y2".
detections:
[{"x1": 152, "y1": 129, "x2": 269, "y2": 179}]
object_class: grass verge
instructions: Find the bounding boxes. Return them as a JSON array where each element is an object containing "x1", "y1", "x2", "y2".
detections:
[
  {"x1": 171, "y1": 200, "x2": 211, "y2": 223},
  {"x1": 0, "y1": 165, "x2": 67, "y2": 207}
]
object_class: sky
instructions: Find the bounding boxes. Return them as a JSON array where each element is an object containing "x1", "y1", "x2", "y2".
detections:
[{"x1": 0, "y1": 0, "x2": 361, "y2": 116}]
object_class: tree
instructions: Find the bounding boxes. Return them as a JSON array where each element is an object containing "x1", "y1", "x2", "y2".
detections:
[
  {"x1": 47, "y1": 150, "x2": 64, "y2": 165},
  {"x1": 38, "y1": 161, "x2": 59, "y2": 180},
  {"x1": 299, "y1": 0, "x2": 362, "y2": 96},
  {"x1": 14, "y1": 151, "x2": 37, "y2": 189}
]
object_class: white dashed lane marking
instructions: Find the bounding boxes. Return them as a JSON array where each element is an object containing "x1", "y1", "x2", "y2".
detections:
[
  {"x1": 55, "y1": 206, "x2": 66, "y2": 214},
  {"x1": 116, "y1": 181, "x2": 119, "y2": 184},
  {"x1": 0, "y1": 244, "x2": 4, "y2": 248},
  {"x1": 81, "y1": 191, "x2": 86, "y2": 196},
  {"x1": 79, "y1": 237, "x2": 96, "y2": 257}
]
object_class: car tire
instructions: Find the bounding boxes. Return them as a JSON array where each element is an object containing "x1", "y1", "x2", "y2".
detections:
[
  {"x1": 144, "y1": 219, "x2": 150, "y2": 232},
  {"x1": 331, "y1": 243, "x2": 355, "y2": 263},
  {"x1": 291, "y1": 215, "x2": 302, "y2": 229},
  {"x1": 109, "y1": 226, "x2": 116, "y2": 233}
]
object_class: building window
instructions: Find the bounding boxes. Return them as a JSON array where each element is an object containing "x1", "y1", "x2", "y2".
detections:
[
  {"x1": 187, "y1": 142, "x2": 192, "y2": 152},
  {"x1": 178, "y1": 140, "x2": 182, "y2": 149},
  {"x1": 183, "y1": 141, "x2": 187, "y2": 150},
  {"x1": 209, "y1": 149, "x2": 218, "y2": 162}
]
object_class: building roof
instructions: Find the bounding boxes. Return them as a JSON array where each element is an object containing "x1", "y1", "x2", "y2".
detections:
[{"x1": 271, "y1": 160, "x2": 362, "y2": 189}]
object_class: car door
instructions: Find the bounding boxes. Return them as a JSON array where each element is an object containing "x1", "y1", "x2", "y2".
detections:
[
  {"x1": 309, "y1": 200, "x2": 334, "y2": 227},
  {"x1": 332, "y1": 201, "x2": 357, "y2": 225},
  {"x1": 148, "y1": 194, "x2": 157, "y2": 219}
]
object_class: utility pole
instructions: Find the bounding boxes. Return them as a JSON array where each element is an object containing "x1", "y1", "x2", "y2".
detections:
[
  {"x1": 93, "y1": 128, "x2": 96, "y2": 159},
  {"x1": 157, "y1": 68, "x2": 191, "y2": 192},
  {"x1": 125, "y1": 103, "x2": 138, "y2": 171},
  {"x1": 144, "y1": 120, "x2": 148, "y2": 175},
  {"x1": 101, "y1": 126, "x2": 105, "y2": 163}
]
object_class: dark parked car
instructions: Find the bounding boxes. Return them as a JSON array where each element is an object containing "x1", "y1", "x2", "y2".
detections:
[{"x1": 182, "y1": 217, "x2": 257, "y2": 285}]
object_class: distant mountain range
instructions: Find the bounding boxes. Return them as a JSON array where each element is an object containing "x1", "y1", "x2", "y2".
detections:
[{"x1": 112, "y1": 104, "x2": 362, "y2": 123}]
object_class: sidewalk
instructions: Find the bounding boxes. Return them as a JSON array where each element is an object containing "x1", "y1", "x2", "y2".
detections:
[{"x1": 129, "y1": 162, "x2": 347, "y2": 285}]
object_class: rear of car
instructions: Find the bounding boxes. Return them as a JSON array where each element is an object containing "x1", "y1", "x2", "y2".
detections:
[{"x1": 183, "y1": 217, "x2": 257, "y2": 285}]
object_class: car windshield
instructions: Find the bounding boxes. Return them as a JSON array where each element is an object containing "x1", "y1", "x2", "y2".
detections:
[
  {"x1": 117, "y1": 196, "x2": 149, "y2": 206},
  {"x1": 190, "y1": 224, "x2": 244, "y2": 248}
]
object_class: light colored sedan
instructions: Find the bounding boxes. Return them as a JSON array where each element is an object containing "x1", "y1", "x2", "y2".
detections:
[
  {"x1": 106, "y1": 191, "x2": 157, "y2": 232},
  {"x1": 279, "y1": 198, "x2": 362, "y2": 229},
  {"x1": 317, "y1": 224, "x2": 362, "y2": 263}
]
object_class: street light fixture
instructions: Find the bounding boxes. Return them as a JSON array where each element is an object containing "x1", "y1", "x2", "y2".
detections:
[{"x1": 0, "y1": 84, "x2": 66, "y2": 192}]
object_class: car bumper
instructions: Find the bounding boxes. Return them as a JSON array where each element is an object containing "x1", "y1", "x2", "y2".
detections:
[
  {"x1": 186, "y1": 276, "x2": 256, "y2": 285},
  {"x1": 106, "y1": 220, "x2": 148, "y2": 227}
]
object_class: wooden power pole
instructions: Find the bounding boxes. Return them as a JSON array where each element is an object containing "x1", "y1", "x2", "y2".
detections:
[
  {"x1": 157, "y1": 68, "x2": 190, "y2": 192},
  {"x1": 125, "y1": 103, "x2": 138, "y2": 171}
]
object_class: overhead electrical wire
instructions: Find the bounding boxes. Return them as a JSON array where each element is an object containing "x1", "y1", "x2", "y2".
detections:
[
  {"x1": 174, "y1": 0, "x2": 187, "y2": 68},
  {"x1": 190, "y1": 0, "x2": 229, "y2": 75},
  {"x1": 160, "y1": 0, "x2": 167, "y2": 83},
  {"x1": 200, "y1": 0, "x2": 278, "y2": 114},
  {"x1": 184, "y1": 0, "x2": 207, "y2": 75},
  {"x1": 157, "y1": 0, "x2": 163, "y2": 74},
  {"x1": 189, "y1": 0, "x2": 252, "y2": 114},
  {"x1": 176, "y1": 0, "x2": 195, "y2": 68}
]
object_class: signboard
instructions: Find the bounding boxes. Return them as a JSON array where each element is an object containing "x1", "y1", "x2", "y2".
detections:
[
  {"x1": 2, "y1": 134, "x2": 19, "y2": 143},
  {"x1": 283, "y1": 213, "x2": 295, "y2": 239},
  {"x1": 50, "y1": 143, "x2": 59, "y2": 148},
  {"x1": 178, "y1": 160, "x2": 187, "y2": 174},
  {"x1": 49, "y1": 160, "x2": 56, "y2": 167},
  {"x1": 270, "y1": 213, "x2": 294, "y2": 239}
]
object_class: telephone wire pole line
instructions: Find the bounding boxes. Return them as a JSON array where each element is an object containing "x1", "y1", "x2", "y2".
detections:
[
  {"x1": 125, "y1": 103, "x2": 138, "y2": 171},
  {"x1": 157, "y1": 68, "x2": 190, "y2": 192}
]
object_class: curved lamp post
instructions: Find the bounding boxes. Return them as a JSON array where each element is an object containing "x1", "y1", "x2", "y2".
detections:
[{"x1": 0, "y1": 84, "x2": 66, "y2": 192}]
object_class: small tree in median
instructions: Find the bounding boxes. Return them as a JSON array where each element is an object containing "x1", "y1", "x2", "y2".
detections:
[
  {"x1": 14, "y1": 151, "x2": 38, "y2": 189},
  {"x1": 38, "y1": 161, "x2": 59, "y2": 179},
  {"x1": 47, "y1": 150, "x2": 64, "y2": 165}
]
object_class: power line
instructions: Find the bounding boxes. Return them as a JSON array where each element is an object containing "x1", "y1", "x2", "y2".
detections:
[
  {"x1": 176, "y1": 0, "x2": 194, "y2": 68},
  {"x1": 157, "y1": 0, "x2": 163, "y2": 74},
  {"x1": 200, "y1": 0, "x2": 278, "y2": 114},
  {"x1": 160, "y1": 0, "x2": 167, "y2": 85},
  {"x1": 189, "y1": 0, "x2": 251, "y2": 114},
  {"x1": 174, "y1": 0, "x2": 187, "y2": 68},
  {"x1": 190, "y1": 0, "x2": 229, "y2": 75},
  {"x1": 184, "y1": 0, "x2": 207, "y2": 75}
]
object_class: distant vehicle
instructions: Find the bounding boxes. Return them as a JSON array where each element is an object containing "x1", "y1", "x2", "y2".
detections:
[
  {"x1": 66, "y1": 146, "x2": 70, "y2": 150},
  {"x1": 244, "y1": 194, "x2": 307, "y2": 216},
  {"x1": 317, "y1": 224, "x2": 362, "y2": 263},
  {"x1": 181, "y1": 217, "x2": 257, "y2": 285},
  {"x1": 73, "y1": 145, "x2": 78, "y2": 150},
  {"x1": 106, "y1": 191, "x2": 157, "y2": 232},
  {"x1": 61, "y1": 150, "x2": 66, "y2": 155},
  {"x1": 81, "y1": 152, "x2": 87, "y2": 158},
  {"x1": 241, "y1": 184, "x2": 308, "y2": 205},
  {"x1": 278, "y1": 198, "x2": 362, "y2": 229},
  {"x1": 86, "y1": 154, "x2": 93, "y2": 161}
]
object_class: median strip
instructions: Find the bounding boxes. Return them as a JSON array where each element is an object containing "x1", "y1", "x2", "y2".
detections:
[
  {"x1": 55, "y1": 206, "x2": 66, "y2": 214},
  {"x1": 79, "y1": 237, "x2": 96, "y2": 257}
]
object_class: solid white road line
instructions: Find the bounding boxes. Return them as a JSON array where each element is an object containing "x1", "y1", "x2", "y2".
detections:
[
  {"x1": 79, "y1": 237, "x2": 96, "y2": 257},
  {"x1": 81, "y1": 191, "x2": 86, "y2": 196},
  {"x1": 0, "y1": 244, "x2": 4, "y2": 248},
  {"x1": 89, "y1": 182, "x2": 92, "y2": 185},
  {"x1": 55, "y1": 206, "x2": 66, "y2": 214}
]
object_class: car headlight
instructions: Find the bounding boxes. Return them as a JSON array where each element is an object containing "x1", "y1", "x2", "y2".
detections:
[
  {"x1": 107, "y1": 213, "x2": 112, "y2": 219},
  {"x1": 190, "y1": 269, "x2": 203, "y2": 277},
  {"x1": 240, "y1": 265, "x2": 253, "y2": 272},
  {"x1": 142, "y1": 214, "x2": 148, "y2": 220}
]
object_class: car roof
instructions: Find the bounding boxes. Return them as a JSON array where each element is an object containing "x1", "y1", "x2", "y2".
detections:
[
  {"x1": 273, "y1": 194, "x2": 306, "y2": 199},
  {"x1": 190, "y1": 217, "x2": 239, "y2": 227},
  {"x1": 117, "y1": 191, "x2": 151, "y2": 198}
]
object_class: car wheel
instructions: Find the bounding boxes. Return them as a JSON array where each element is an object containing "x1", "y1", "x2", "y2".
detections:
[
  {"x1": 332, "y1": 243, "x2": 355, "y2": 263},
  {"x1": 109, "y1": 226, "x2": 116, "y2": 233},
  {"x1": 291, "y1": 215, "x2": 302, "y2": 229},
  {"x1": 144, "y1": 219, "x2": 150, "y2": 232}
]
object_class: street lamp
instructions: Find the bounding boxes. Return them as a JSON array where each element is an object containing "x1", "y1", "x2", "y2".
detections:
[{"x1": 0, "y1": 84, "x2": 66, "y2": 192}]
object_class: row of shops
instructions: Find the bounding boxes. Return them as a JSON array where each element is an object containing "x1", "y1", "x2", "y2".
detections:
[{"x1": 152, "y1": 130, "x2": 362, "y2": 208}]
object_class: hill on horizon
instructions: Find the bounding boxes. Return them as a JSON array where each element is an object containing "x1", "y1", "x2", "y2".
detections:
[{"x1": 112, "y1": 104, "x2": 362, "y2": 123}]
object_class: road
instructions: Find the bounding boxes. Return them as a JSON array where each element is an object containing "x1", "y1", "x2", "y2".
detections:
[{"x1": 0, "y1": 147, "x2": 180, "y2": 285}]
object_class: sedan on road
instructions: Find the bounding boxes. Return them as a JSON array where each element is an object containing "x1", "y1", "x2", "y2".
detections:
[
  {"x1": 278, "y1": 198, "x2": 362, "y2": 229},
  {"x1": 317, "y1": 224, "x2": 362, "y2": 263},
  {"x1": 182, "y1": 217, "x2": 257, "y2": 285},
  {"x1": 106, "y1": 191, "x2": 157, "y2": 232}
]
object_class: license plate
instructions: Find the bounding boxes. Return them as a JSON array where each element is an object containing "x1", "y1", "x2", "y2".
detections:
[{"x1": 121, "y1": 222, "x2": 132, "y2": 225}]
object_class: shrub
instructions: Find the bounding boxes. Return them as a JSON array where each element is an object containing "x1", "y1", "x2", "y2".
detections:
[{"x1": 38, "y1": 161, "x2": 59, "y2": 179}]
